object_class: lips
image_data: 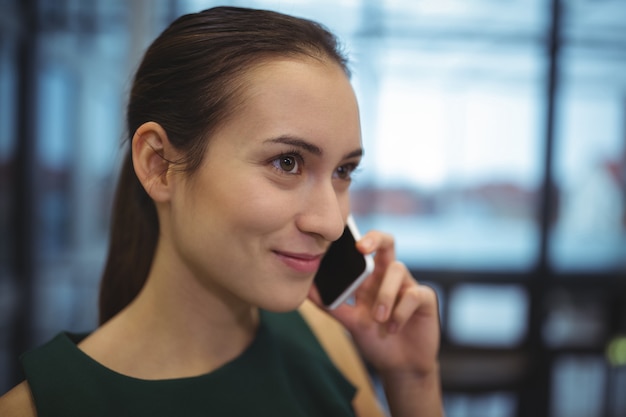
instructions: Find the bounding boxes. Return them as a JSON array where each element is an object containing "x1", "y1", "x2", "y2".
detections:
[{"x1": 273, "y1": 250, "x2": 324, "y2": 274}]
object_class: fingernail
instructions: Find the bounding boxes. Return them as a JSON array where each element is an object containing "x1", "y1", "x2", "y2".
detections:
[
  {"x1": 359, "y1": 237, "x2": 373, "y2": 251},
  {"x1": 375, "y1": 304, "x2": 386, "y2": 322}
]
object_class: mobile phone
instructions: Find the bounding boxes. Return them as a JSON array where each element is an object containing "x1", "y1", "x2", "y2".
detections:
[{"x1": 314, "y1": 215, "x2": 374, "y2": 309}]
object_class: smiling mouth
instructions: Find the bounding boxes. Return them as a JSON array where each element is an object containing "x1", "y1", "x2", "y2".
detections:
[{"x1": 273, "y1": 250, "x2": 324, "y2": 274}]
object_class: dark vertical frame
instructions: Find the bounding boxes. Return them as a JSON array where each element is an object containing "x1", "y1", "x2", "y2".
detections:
[
  {"x1": 9, "y1": 0, "x2": 38, "y2": 385},
  {"x1": 518, "y1": 0, "x2": 562, "y2": 415}
]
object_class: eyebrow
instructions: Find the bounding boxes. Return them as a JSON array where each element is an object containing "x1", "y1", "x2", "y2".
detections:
[{"x1": 264, "y1": 135, "x2": 363, "y2": 160}]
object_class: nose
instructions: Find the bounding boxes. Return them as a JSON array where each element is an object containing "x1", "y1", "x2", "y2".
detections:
[{"x1": 295, "y1": 181, "x2": 347, "y2": 242}]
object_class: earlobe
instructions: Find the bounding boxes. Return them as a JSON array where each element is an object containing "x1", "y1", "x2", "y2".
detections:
[{"x1": 132, "y1": 121, "x2": 174, "y2": 202}]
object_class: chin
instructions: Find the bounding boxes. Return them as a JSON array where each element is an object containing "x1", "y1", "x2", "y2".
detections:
[{"x1": 256, "y1": 291, "x2": 309, "y2": 313}]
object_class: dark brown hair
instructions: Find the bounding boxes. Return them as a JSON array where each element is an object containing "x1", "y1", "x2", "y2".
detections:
[{"x1": 99, "y1": 6, "x2": 349, "y2": 324}]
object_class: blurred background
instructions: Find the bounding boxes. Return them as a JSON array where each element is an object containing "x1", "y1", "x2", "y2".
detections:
[{"x1": 0, "y1": 0, "x2": 624, "y2": 416}]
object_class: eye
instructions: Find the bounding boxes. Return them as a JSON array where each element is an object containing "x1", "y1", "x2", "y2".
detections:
[
  {"x1": 334, "y1": 163, "x2": 358, "y2": 181},
  {"x1": 272, "y1": 154, "x2": 301, "y2": 174}
]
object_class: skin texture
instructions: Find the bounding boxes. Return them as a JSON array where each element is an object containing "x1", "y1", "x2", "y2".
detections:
[{"x1": 0, "y1": 57, "x2": 443, "y2": 417}]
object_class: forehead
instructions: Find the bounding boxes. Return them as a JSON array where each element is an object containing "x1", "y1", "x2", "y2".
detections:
[
  {"x1": 218, "y1": 57, "x2": 361, "y2": 147},
  {"x1": 246, "y1": 57, "x2": 352, "y2": 97}
]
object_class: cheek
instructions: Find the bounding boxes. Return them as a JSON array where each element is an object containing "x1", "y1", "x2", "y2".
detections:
[
  {"x1": 337, "y1": 185, "x2": 352, "y2": 212},
  {"x1": 212, "y1": 175, "x2": 298, "y2": 233}
]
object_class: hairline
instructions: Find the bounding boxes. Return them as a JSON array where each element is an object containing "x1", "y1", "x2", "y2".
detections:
[{"x1": 178, "y1": 51, "x2": 349, "y2": 183}]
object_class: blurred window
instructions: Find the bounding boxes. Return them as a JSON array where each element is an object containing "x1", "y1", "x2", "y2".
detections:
[
  {"x1": 447, "y1": 284, "x2": 529, "y2": 347},
  {"x1": 345, "y1": 1, "x2": 547, "y2": 271},
  {"x1": 551, "y1": 0, "x2": 626, "y2": 271},
  {"x1": 550, "y1": 355, "x2": 607, "y2": 417},
  {"x1": 444, "y1": 392, "x2": 517, "y2": 417},
  {"x1": 542, "y1": 289, "x2": 607, "y2": 348}
]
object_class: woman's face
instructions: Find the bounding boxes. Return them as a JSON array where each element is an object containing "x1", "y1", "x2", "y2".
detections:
[{"x1": 165, "y1": 58, "x2": 363, "y2": 312}]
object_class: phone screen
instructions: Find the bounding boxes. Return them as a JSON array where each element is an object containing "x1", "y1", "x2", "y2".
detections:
[{"x1": 314, "y1": 217, "x2": 373, "y2": 309}]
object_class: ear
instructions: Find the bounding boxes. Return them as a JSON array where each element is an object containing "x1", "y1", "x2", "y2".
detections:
[{"x1": 132, "y1": 121, "x2": 175, "y2": 203}]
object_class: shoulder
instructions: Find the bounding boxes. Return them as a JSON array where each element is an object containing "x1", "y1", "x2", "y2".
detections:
[
  {"x1": 298, "y1": 301, "x2": 387, "y2": 417},
  {"x1": 0, "y1": 382, "x2": 38, "y2": 417},
  {"x1": 298, "y1": 300, "x2": 367, "y2": 380}
]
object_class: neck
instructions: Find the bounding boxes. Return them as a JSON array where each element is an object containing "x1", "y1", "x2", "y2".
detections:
[
  {"x1": 82, "y1": 241, "x2": 259, "y2": 380},
  {"x1": 135, "y1": 254, "x2": 259, "y2": 337}
]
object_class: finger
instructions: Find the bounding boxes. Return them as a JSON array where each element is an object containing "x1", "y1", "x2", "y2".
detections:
[
  {"x1": 350, "y1": 267, "x2": 381, "y2": 304},
  {"x1": 330, "y1": 301, "x2": 360, "y2": 331},
  {"x1": 371, "y1": 260, "x2": 406, "y2": 323},
  {"x1": 388, "y1": 284, "x2": 438, "y2": 334},
  {"x1": 356, "y1": 231, "x2": 396, "y2": 273}
]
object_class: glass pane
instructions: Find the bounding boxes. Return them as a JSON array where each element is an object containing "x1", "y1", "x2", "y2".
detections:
[
  {"x1": 447, "y1": 284, "x2": 528, "y2": 347},
  {"x1": 444, "y1": 392, "x2": 517, "y2": 417},
  {"x1": 346, "y1": 0, "x2": 546, "y2": 270},
  {"x1": 35, "y1": 62, "x2": 74, "y2": 256},
  {"x1": 28, "y1": 2, "x2": 136, "y2": 344},
  {"x1": 550, "y1": 355, "x2": 607, "y2": 417},
  {"x1": 542, "y1": 289, "x2": 607, "y2": 348},
  {"x1": 551, "y1": 0, "x2": 626, "y2": 271},
  {"x1": 608, "y1": 365, "x2": 626, "y2": 417}
]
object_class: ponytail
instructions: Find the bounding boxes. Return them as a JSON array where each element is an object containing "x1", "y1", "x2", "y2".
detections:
[{"x1": 98, "y1": 151, "x2": 159, "y2": 324}]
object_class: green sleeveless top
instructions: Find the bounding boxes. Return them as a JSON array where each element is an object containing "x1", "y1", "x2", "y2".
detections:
[{"x1": 20, "y1": 310, "x2": 356, "y2": 417}]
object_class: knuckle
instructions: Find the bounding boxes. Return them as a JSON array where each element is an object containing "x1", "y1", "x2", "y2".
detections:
[
  {"x1": 404, "y1": 285, "x2": 422, "y2": 303},
  {"x1": 389, "y1": 260, "x2": 407, "y2": 275},
  {"x1": 383, "y1": 232, "x2": 396, "y2": 249}
]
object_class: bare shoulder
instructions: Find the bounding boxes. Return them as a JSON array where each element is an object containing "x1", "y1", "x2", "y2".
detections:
[
  {"x1": 298, "y1": 300, "x2": 346, "y2": 339},
  {"x1": 298, "y1": 301, "x2": 387, "y2": 417},
  {"x1": 0, "y1": 382, "x2": 38, "y2": 417},
  {"x1": 298, "y1": 300, "x2": 369, "y2": 383}
]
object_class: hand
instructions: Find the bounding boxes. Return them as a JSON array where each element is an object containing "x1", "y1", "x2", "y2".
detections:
[{"x1": 308, "y1": 231, "x2": 441, "y2": 377}]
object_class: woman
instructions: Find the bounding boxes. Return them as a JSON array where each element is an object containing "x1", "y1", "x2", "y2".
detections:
[{"x1": 0, "y1": 6, "x2": 443, "y2": 417}]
